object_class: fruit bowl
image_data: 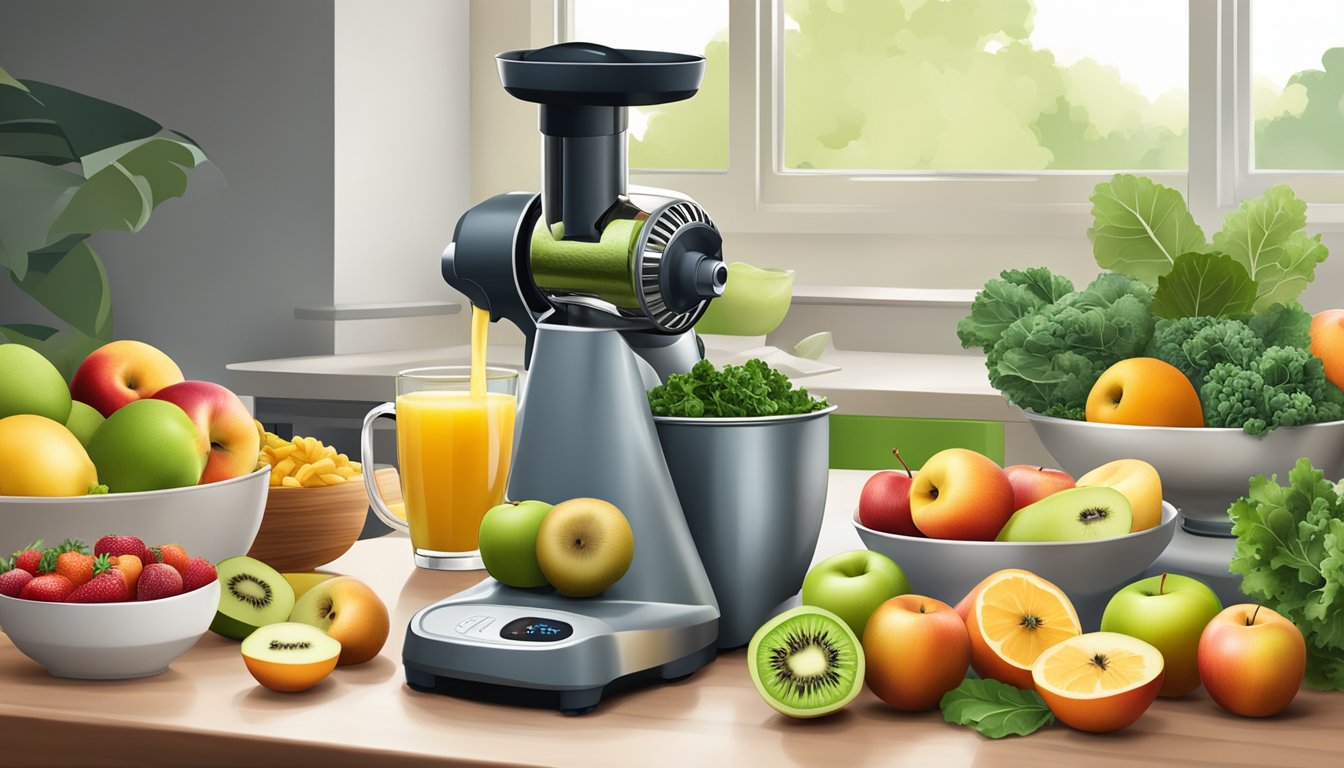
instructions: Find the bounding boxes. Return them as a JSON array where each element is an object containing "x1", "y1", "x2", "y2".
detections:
[
  {"x1": 1024, "y1": 413, "x2": 1344, "y2": 534},
  {"x1": 0, "y1": 580, "x2": 221, "y2": 679},
  {"x1": 853, "y1": 501, "x2": 1178, "y2": 609},
  {"x1": 246, "y1": 467, "x2": 398, "y2": 572},
  {"x1": 0, "y1": 466, "x2": 269, "y2": 562}
]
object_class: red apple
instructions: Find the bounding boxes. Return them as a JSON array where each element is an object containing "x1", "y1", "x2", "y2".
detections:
[
  {"x1": 1002, "y1": 464, "x2": 1075, "y2": 511},
  {"x1": 863, "y1": 594, "x2": 970, "y2": 711},
  {"x1": 909, "y1": 448, "x2": 1014, "y2": 540},
  {"x1": 857, "y1": 449, "x2": 920, "y2": 536},
  {"x1": 71, "y1": 340, "x2": 184, "y2": 417},
  {"x1": 152, "y1": 381, "x2": 261, "y2": 484},
  {"x1": 1198, "y1": 604, "x2": 1305, "y2": 717}
]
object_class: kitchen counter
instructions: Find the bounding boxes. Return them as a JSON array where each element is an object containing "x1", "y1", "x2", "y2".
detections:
[{"x1": 4, "y1": 471, "x2": 1338, "y2": 768}]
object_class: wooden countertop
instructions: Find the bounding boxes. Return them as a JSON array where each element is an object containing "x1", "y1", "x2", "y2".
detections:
[{"x1": 2, "y1": 472, "x2": 1340, "y2": 767}]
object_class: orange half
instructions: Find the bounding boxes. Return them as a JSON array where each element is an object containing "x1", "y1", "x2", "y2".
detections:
[
  {"x1": 1032, "y1": 632, "x2": 1165, "y2": 732},
  {"x1": 966, "y1": 569, "x2": 1081, "y2": 688}
]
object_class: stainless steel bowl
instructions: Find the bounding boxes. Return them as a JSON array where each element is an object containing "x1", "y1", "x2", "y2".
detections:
[
  {"x1": 655, "y1": 406, "x2": 836, "y2": 649},
  {"x1": 854, "y1": 501, "x2": 1179, "y2": 628},
  {"x1": 1025, "y1": 413, "x2": 1344, "y2": 535}
]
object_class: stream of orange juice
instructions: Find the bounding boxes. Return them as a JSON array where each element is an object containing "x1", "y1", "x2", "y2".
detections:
[{"x1": 395, "y1": 305, "x2": 515, "y2": 553}]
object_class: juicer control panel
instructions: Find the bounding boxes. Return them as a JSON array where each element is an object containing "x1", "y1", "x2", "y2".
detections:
[{"x1": 499, "y1": 617, "x2": 574, "y2": 642}]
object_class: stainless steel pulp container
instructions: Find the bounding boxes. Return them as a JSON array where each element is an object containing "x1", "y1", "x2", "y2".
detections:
[{"x1": 654, "y1": 405, "x2": 836, "y2": 649}]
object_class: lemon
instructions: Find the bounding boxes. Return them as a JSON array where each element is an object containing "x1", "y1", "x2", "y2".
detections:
[{"x1": 0, "y1": 414, "x2": 99, "y2": 496}]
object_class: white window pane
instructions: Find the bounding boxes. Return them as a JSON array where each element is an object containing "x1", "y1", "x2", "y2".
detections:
[
  {"x1": 783, "y1": 0, "x2": 1187, "y2": 171},
  {"x1": 1251, "y1": 0, "x2": 1344, "y2": 171},
  {"x1": 570, "y1": 0, "x2": 728, "y2": 170}
]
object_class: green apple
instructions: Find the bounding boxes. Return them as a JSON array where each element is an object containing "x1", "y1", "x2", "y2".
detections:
[
  {"x1": 996, "y1": 486, "x2": 1132, "y2": 542},
  {"x1": 86, "y1": 398, "x2": 207, "y2": 492},
  {"x1": 479, "y1": 500, "x2": 554, "y2": 588},
  {"x1": 0, "y1": 343, "x2": 72, "y2": 423},
  {"x1": 801, "y1": 550, "x2": 911, "y2": 638},
  {"x1": 64, "y1": 400, "x2": 105, "y2": 446},
  {"x1": 1100, "y1": 572, "x2": 1223, "y2": 697}
]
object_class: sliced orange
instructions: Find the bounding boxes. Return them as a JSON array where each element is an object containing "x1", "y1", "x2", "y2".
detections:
[
  {"x1": 1032, "y1": 632, "x2": 1165, "y2": 732},
  {"x1": 965, "y1": 569, "x2": 1081, "y2": 688}
]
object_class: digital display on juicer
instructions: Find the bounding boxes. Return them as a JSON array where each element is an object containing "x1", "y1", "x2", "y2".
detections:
[{"x1": 500, "y1": 617, "x2": 574, "y2": 642}]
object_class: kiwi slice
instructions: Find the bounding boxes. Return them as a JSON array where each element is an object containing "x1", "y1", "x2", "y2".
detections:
[
  {"x1": 748, "y1": 605, "x2": 865, "y2": 718},
  {"x1": 241, "y1": 622, "x2": 341, "y2": 692},
  {"x1": 210, "y1": 556, "x2": 295, "y2": 640}
]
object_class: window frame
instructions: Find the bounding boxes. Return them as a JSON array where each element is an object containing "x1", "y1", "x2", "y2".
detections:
[{"x1": 556, "y1": 0, "x2": 1344, "y2": 233}]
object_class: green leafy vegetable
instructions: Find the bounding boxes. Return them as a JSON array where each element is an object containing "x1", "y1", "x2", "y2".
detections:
[
  {"x1": 1088, "y1": 174, "x2": 1207, "y2": 286},
  {"x1": 939, "y1": 678, "x2": 1055, "y2": 739},
  {"x1": 647, "y1": 359, "x2": 829, "y2": 418},
  {"x1": 960, "y1": 268, "x2": 1155, "y2": 416},
  {"x1": 1151, "y1": 251, "x2": 1258, "y2": 320},
  {"x1": 1229, "y1": 460, "x2": 1344, "y2": 691},
  {"x1": 1212, "y1": 186, "x2": 1329, "y2": 313}
]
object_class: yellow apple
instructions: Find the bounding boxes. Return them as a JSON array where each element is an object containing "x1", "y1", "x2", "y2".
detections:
[
  {"x1": 289, "y1": 576, "x2": 389, "y2": 666},
  {"x1": 1077, "y1": 459, "x2": 1163, "y2": 532}
]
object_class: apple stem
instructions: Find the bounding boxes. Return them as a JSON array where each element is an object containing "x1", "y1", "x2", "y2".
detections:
[
  {"x1": 1159, "y1": 573, "x2": 1167, "y2": 596},
  {"x1": 892, "y1": 449, "x2": 913, "y2": 478},
  {"x1": 1249, "y1": 605, "x2": 1262, "y2": 626}
]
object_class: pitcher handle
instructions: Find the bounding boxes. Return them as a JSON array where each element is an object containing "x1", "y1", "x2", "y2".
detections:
[{"x1": 361, "y1": 402, "x2": 408, "y2": 533}]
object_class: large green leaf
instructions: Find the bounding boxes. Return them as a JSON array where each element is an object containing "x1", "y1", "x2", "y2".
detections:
[
  {"x1": 49, "y1": 137, "x2": 206, "y2": 239},
  {"x1": 0, "y1": 156, "x2": 84, "y2": 279},
  {"x1": 1212, "y1": 185, "x2": 1329, "y2": 312},
  {"x1": 11, "y1": 240, "x2": 112, "y2": 339},
  {"x1": 1152, "y1": 251, "x2": 1258, "y2": 319},
  {"x1": 1089, "y1": 174, "x2": 1207, "y2": 286},
  {"x1": 19, "y1": 80, "x2": 161, "y2": 159},
  {"x1": 0, "y1": 77, "x2": 77, "y2": 165},
  {"x1": 82, "y1": 137, "x2": 205, "y2": 207}
]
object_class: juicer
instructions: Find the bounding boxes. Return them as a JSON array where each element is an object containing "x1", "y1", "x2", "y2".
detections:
[{"x1": 401, "y1": 42, "x2": 729, "y2": 715}]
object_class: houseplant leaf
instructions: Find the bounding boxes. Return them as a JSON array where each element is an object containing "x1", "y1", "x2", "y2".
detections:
[
  {"x1": 0, "y1": 156, "x2": 85, "y2": 279},
  {"x1": 19, "y1": 80, "x2": 161, "y2": 158},
  {"x1": 82, "y1": 136, "x2": 206, "y2": 208},
  {"x1": 51, "y1": 159, "x2": 155, "y2": 237},
  {"x1": 1151, "y1": 251, "x2": 1258, "y2": 319},
  {"x1": 11, "y1": 240, "x2": 112, "y2": 339},
  {"x1": 0, "y1": 76, "x2": 78, "y2": 165},
  {"x1": 1211, "y1": 185, "x2": 1329, "y2": 313},
  {"x1": 0, "y1": 65, "x2": 28, "y2": 92},
  {"x1": 1089, "y1": 174, "x2": 1207, "y2": 286}
]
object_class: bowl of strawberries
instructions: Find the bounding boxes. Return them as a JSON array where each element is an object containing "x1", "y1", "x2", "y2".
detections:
[{"x1": 0, "y1": 534, "x2": 220, "y2": 679}]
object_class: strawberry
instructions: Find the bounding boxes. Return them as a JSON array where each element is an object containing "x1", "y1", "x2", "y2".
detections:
[
  {"x1": 65, "y1": 557, "x2": 130, "y2": 603},
  {"x1": 93, "y1": 534, "x2": 147, "y2": 560},
  {"x1": 11, "y1": 540, "x2": 46, "y2": 575},
  {"x1": 0, "y1": 560, "x2": 34, "y2": 598},
  {"x1": 55, "y1": 550, "x2": 96, "y2": 587},
  {"x1": 182, "y1": 557, "x2": 218, "y2": 592},
  {"x1": 19, "y1": 573, "x2": 75, "y2": 602},
  {"x1": 110, "y1": 554, "x2": 143, "y2": 593},
  {"x1": 137, "y1": 563, "x2": 184, "y2": 601},
  {"x1": 155, "y1": 544, "x2": 190, "y2": 578}
]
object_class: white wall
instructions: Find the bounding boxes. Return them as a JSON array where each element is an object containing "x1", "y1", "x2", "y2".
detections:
[{"x1": 332, "y1": 0, "x2": 474, "y2": 353}]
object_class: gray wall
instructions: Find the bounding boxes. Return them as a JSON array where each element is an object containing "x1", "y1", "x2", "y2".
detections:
[{"x1": 0, "y1": 0, "x2": 335, "y2": 384}]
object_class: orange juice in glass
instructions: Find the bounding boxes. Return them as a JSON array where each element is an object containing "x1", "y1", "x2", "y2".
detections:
[{"x1": 361, "y1": 366, "x2": 517, "y2": 569}]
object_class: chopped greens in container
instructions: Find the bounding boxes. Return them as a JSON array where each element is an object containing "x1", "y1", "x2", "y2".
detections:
[{"x1": 648, "y1": 359, "x2": 829, "y2": 418}]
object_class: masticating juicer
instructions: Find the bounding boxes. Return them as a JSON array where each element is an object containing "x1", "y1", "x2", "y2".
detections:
[{"x1": 401, "y1": 43, "x2": 729, "y2": 714}]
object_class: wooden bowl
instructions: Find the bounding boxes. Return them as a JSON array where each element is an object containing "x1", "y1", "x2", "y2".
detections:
[{"x1": 246, "y1": 467, "x2": 401, "y2": 572}]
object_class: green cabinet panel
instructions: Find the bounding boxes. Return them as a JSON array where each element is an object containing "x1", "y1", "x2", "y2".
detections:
[{"x1": 829, "y1": 414, "x2": 1004, "y2": 470}]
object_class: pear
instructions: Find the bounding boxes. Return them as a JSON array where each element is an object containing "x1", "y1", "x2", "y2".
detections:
[{"x1": 996, "y1": 486, "x2": 1133, "y2": 542}]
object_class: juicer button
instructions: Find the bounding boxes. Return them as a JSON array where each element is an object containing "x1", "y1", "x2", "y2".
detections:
[
  {"x1": 455, "y1": 615, "x2": 486, "y2": 634},
  {"x1": 472, "y1": 617, "x2": 495, "y2": 633}
]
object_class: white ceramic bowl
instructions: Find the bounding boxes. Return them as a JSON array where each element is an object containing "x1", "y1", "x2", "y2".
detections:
[
  {"x1": 0, "y1": 466, "x2": 269, "y2": 561},
  {"x1": 1024, "y1": 413, "x2": 1344, "y2": 533},
  {"x1": 853, "y1": 501, "x2": 1179, "y2": 607},
  {"x1": 0, "y1": 580, "x2": 221, "y2": 679}
]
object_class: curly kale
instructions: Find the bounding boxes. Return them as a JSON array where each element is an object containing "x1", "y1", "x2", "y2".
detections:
[
  {"x1": 968, "y1": 271, "x2": 1154, "y2": 415},
  {"x1": 1201, "y1": 346, "x2": 1344, "y2": 434},
  {"x1": 647, "y1": 358, "x2": 829, "y2": 418},
  {"x1": 1145, "y1": 316, "x2": 1264, "y2": 391}
]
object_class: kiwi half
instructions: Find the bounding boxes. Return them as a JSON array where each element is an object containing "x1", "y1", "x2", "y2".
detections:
[
  {"x1": 748, "y1": 605, "x2": 865, "y2": 718},
  {"x1": 241, "y1": 622, "x2": 341, "y2": 692},
  {"x1": 210, "y1": 556, "x2": 295, "y2": 640}
]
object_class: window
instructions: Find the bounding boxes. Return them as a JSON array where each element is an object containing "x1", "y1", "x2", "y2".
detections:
[
  {"x1": 568, "y1": 0, "x2": 729, "y2": 171},
  {"x1": 1250, "y1": 0, "x2": 1343, "y2": 170},
  {"x1": 558, "y1": 1, "x2": 1343, "y2": 229}
]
